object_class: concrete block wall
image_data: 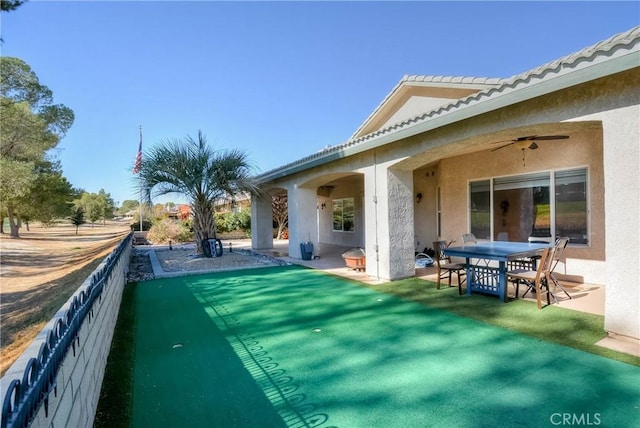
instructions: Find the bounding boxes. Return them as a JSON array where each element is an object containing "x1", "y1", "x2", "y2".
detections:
[{"x1": 1, "y1": 238, "x2": 131, "y2": 428}]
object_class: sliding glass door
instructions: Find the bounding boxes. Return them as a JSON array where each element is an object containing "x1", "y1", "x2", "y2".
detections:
[
  {"x1": 493, "y1": 172, "x2": 550, "y2": 242},
  {"x1": 468, "y1": 168, "x2": 588, "y2": 245}
]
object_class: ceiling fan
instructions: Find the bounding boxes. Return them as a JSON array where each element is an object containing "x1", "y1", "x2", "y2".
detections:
[{"x1": 490, "y1": 134, "x2": 569, "y2": 166}]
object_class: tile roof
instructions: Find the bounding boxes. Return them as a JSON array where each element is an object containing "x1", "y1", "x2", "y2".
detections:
[
  {"x1": 348, "y1": 75, "x2": 504, "y2": 141},
  {"x1": 258, "y1": 26, "x2": 640, "y2": 182}
]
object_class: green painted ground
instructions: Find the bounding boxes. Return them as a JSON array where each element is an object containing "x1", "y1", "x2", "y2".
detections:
[{"x1": 132, "y1": 265, "x2": 639, "y2": 427}]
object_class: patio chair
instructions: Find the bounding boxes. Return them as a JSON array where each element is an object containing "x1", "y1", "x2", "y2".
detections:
[
  {"x1": 507, "y1": 246, "x2": 556, "y2": 309},
  {"x1": 529, "y1": 236, "x2": 554, "y2": 244},
  {"x1": 432, "y1": 240, "x2": 466, "y2": 294},
  {"x1": 461, "y1": 233, "x2": 477, "y2": 245},
  {"x1": 549, "y1": 237, "x2": 572, "y2": 299},
  {"x1": 509, "y1": 235, "x2": 552, "y2": 270},
  {"x1": 461, "y1": 233, "x2": 491, "y2": 267}
]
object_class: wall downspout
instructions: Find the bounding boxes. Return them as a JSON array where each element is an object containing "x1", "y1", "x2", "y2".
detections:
[{"x1": 373, "y1": 151, "x2": 380, "y2": 280}]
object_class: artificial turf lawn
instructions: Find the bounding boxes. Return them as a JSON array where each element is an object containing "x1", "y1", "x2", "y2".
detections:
[
  {"x1": 99, "y1": 265, "x2": 640, "y2": 427},
  {"x1": 369, "y1": 277, "x2": 640, "y2": 367}
]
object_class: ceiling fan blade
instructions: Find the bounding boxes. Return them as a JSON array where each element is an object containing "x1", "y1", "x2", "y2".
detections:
[
  {"x1": 515, "y1": 135, "x2": 539, "y2": 141},
  {"x1": 491, "y1": 134, "x2": 564, "y2": 145},
  {"x1": 490, "y1": 134, "x2": 568, "y2": 153},
  {"x1": 491, "y1": 142, "x2": 514, "y2": 152},
  {"x1": 527, "y1": 135, "x2": 569, "y2": 141}
]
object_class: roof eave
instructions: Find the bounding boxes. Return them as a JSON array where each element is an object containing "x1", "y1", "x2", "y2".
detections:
[{"x1": 258, "y1": 49, "x2": 639, "y2": 184}]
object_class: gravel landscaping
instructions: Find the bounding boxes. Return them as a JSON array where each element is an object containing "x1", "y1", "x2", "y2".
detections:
[{"x1": 127, "y1": 246, "x2": 288, "y2": 282}]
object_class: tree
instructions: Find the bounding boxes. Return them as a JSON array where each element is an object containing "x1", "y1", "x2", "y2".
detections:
[
  {"x1": 136, "y1": 131, "x2": 262, "y2": 255},
  {"x1": 74, "y1": 192, "x2": 101, "y2": 227},
  {"x1": 0, "y1": 156, "x2": 34, "y2": 235},
  {"x1": 0, "y1": 57, "x2": 74, "y2": 237},
  {"x1": 1, "y1": 1, "x2": 25, "y2": 12},
  {"x1": 272, "y1": 194, "x2": 288, "y2": 239},
  {"x1": 153, "y1": 203, "x2": 169, "y2": 219},
  {"x1": 71, "y1": 189, "x2": 114, "y2": 227},
  {"x1": 0, "y1": 2, "x2": 26, "y2": 43},
  {"x1": 97, "y1": 188, "x2": 115, "y2": 224},
  {"x1": 18, "y1": 159, "x2": 76, "y2": 227},
  {"x1": 69, "y1": 206, "x2": 85, "y2": 234},
  {"x1": 0, "y1": 0, "x2": 25, "y2": 44},
  {"x1": 119, "y1": 199, "x2": 139, "y2": 216},
  {"x1": 0, "y1": 206, "x2": 6, "y2": 234}
]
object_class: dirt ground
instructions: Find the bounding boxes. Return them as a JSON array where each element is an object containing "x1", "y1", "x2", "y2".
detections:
[{"x1": 0, "y1": 221, "x2": 131, "y2": 376}]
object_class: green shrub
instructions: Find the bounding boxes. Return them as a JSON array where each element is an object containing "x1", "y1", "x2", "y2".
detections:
[
  {"x1": 147, "y1": 219, "x2": 193, "y2": 244},
  {"x1": 130, "y1": 219, "x2": 153, "y2": 232},
  {"x1": 215, "y1": 208, "x2": 251, "y2": 234}
]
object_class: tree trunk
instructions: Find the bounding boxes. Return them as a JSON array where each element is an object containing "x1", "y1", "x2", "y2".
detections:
[
  {"x1": 0, "y1": 214, "x2": 4, "y2": 234},
  {"x1": 7, "y1": 205, "x2": 20, "y2": 238},
  {"x1": 276, "y1": 223, "x2": 284, "y2": 240},
  {"x1": 192, "y1": 199, "x2": 216, "y2": 255}
]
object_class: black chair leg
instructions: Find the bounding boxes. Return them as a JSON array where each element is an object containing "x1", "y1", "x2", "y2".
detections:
[
  {"x1": 551, "y1": 275, "x2": 572, "y2": 300},
  {"x1": 544, "y1": 279, "x2": 556, "y2": 305},
  {"x1": 547, "y1": 287, "x2": 551, "y2": 306},
  {"x1": 522, "y1": 283, "x2": 533, "y2": 298}
]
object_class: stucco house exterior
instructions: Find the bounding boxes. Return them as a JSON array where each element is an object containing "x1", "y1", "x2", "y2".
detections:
[{"x1": 251, "y1": 27, "x2": 640, "y2": 342}]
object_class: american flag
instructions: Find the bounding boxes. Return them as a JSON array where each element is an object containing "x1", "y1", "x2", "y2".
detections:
[{"x1": 133, "y1": 129, "x2": 142, "y2": 174}]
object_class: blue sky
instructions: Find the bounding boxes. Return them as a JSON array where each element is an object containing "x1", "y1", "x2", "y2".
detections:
[{"x1": 2, "y1": 1, "x2": 638, "y2": 206}]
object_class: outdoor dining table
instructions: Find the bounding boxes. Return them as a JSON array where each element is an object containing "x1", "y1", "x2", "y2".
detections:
[{"x1": 443, "y1": 241, "x2": 550, "y2": 301}]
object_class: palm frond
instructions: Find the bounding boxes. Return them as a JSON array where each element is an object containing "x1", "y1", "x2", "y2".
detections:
[{"x1": 134, "y1": 130, "x2": 263, "y2": 253}]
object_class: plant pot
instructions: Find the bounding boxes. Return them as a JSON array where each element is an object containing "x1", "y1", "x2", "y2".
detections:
[{"x1": 342, "y1": 248, "x2": 366, "y2": 271}]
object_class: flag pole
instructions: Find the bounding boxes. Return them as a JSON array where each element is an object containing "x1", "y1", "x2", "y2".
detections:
[{"x1": 138, "y1": 125, "x2": 143, "y2": 232}]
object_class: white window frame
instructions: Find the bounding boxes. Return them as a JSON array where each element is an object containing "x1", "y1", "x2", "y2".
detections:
[
  {"x1": 436, "y1": 186, "x2": 442, "y2": 238},
  {"x1": 332, "y1": 197, "x2": 355, "y2": 233},
  {"x1": 467, "y1": 167, "x2": 590, "y2": 246}
]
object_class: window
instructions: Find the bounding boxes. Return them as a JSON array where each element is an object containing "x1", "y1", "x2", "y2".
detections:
[
  {"x1": 470, "y1": 180, "x2": 491, "y2": 239},
  {"x1": 468, "y1": 168, "x2": 588, "y2": 245},
  {"x1": 555, "y1": 168, "x2": 588, "y2": 244},
  {"x1": 493, "y1": 172, "x2": 550, "y2": 241},
  {"x1": 333, "y1": 198, "x2": 354, "y2": 232}
]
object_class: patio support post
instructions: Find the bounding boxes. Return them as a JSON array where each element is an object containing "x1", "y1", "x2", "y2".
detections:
[
  {"x1": 364, "y1": 160, "x2": 416, "y2": 281},
  {"x1": 287, "y1": 185, "x2": 319, "y2": 259},
  {"x1": 251, "y1": 193, "x2": 274, "y2": 250},
  {"x1": 603, "y1": 105, "x2": 640, "y2": 340},
  {"x1": 385, "y1": 168, "x2": 417, "y2": 279}
]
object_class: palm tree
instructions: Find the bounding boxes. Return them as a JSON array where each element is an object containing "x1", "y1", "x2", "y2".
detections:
[{"x1": 136, "y1": 131, "x2": 261, "y2": 255}]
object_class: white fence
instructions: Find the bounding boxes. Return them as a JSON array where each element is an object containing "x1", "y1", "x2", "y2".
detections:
[{"x1": 1, "y1": 233, "x2": 133, "y2": 428}]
